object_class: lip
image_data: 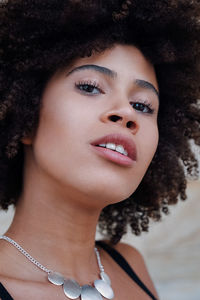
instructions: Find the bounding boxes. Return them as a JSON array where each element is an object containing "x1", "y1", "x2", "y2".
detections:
[{"x1": 90, "y1": 133, "x2": 137, "y2": 167}]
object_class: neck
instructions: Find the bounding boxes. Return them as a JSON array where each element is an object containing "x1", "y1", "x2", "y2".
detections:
[{"x1": 5, "y1": 158, "x2": 104, "y2": 281}]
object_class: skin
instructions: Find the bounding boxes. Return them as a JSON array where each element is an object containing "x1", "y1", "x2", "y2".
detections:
[{"x1": 0, "y1": 44, "x2": 159, "y2": 299}]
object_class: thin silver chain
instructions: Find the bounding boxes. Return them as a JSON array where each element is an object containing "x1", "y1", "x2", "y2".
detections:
[
  {"x1": 0, "y1": 235, "x2": 51, "y2": 273},
  {"x1": 0, "y1": 235, "x2": 103, "y2": 275},
  {"x1": 95, "y1": 246, "x2": 104, "y2": 272}
]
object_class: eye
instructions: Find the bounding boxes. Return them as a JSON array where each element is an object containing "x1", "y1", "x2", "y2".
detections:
[
  {"x1": 130, "y1": 101, "x2": 154, "y2": 114},
  {"x1": 75, "y1": 81, "x2": 103, "y2": 95}
]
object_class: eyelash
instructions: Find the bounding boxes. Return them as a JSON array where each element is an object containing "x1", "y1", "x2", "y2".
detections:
[
  {"x1": 75, "y1": 81, "x2": 154, "y2": 114},
  {"x1": 130, "y1": 100, "x2": 154, "y2": 114},
  {"x1": 75, "y1": 80, "x2": 103, "y2": 94}
]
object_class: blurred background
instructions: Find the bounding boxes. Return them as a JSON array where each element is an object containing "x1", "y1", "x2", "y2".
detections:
[
  {"x1": 122, "y1": 179, "x2": 200, "y2": 300},
  {"x1": 0, "y1": 144, "x2": 199, "y2": 300}
]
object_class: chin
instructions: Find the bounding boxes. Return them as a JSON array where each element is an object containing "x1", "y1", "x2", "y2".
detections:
[{"x1": 86, "y1": 181, "x2": 138, "y2": 207}]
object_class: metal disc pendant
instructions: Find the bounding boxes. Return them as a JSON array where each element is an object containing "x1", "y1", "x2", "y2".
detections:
[
  {"x1": 48, "y1": 271, "x2": 64, "y2": 285},
  {"x1": 63, "y1": 279, "x2": 81, "y2": 299},
  {"x1": 81, "y1": 285, "x2": 103, "y2": 300},
  {"x1": 94, "y1": 279, "x2": 114, "y2": 299},
  {"x1": 100, "y1": 271, "x2": 111, "y2": 285}
]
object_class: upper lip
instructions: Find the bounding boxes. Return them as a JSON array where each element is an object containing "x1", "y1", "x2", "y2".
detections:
[{"x1": 90, "y1": 133, "x2": 137, "y2": 161}]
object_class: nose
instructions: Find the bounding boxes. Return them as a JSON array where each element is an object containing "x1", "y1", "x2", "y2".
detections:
[{"x1": 100, "y1": 101, "x2": 139, "y2": 133}]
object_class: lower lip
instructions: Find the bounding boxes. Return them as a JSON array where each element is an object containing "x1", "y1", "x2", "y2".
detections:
[{"x1": 91, "y1": 146, "x2": 135, "y2": 167}]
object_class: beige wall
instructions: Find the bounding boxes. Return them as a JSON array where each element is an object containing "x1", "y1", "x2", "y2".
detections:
[{"x1": 122, "y1": 180, "x2": 200, "y2": 300}]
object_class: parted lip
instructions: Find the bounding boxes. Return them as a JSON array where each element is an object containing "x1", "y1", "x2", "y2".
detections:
[{"x1": 90, "y1": 133, "x2": 137, "y2": 161}]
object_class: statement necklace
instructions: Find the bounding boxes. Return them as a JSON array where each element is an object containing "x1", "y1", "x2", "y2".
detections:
[{"x1": 0, "y1": 235, "x2": 114, "y2": 300}]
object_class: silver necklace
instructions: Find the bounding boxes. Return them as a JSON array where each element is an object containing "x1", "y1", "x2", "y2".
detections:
[{"x1": 0, "y1": 235, "x2": 114, "y2": 300}]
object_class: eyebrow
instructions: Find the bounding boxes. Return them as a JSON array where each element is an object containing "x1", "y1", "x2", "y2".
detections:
[
  {"x1": 67, "y1": 64, "x2": 117, "y2": 78},
  {"x1": 135, "y1": 79, "x2": 159, "y2": 98},
  {"x1": 67, "y1": 64, "x2": 159, "y2": 99}
]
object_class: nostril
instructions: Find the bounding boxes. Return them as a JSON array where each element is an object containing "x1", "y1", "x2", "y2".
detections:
[
  {"x1": 108, "y1": 116, "x2": 137, "y2": 130},
  {"x1": 109, "y1": 115, "x2": 122, "y2": 122},
  {"x1": 126, "y1": 121, "x2": 136, "y2": 129}
]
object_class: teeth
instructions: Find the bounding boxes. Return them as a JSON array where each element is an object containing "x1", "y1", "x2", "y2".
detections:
[
  {"x1": 115, "y1": 145, "x2": 125, "y2": 154},
  {"x1": 106, "y1": 143, "x2": 116, "y2": 151},
  {"x1": 123, "y1": 150, "x2": 128, "y2": 156},
  {"x1": 98, "y1": 143, "x2": 128, "y2": 156}
]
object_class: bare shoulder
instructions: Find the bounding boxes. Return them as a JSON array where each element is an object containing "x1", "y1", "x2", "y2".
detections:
[
  {"x1": 112, "y1": 242, "x2": 159, "y2": 299},
  {"x1": 113, "y1": 241, "x2": 148, "y2": 272}
]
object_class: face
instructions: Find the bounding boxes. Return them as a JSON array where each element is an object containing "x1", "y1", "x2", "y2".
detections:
[{"x1": 27, "y1": 44, "x2": 159, "y2": 208}]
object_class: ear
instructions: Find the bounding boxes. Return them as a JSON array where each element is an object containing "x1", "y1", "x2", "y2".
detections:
[{"x1": 21, "y1": 136, "x2": 33, "y2": 145}]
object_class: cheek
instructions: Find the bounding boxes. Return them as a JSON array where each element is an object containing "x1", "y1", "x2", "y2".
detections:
[
  {"x1": 31, "y1": 100, "x2": 71, "y2": 177},
  {"x1": 31, "y1": 97, "x2": 98, "y2": 187},
  {"x1": 139, "y1": 122, "x2": 159, "y2": 165}
]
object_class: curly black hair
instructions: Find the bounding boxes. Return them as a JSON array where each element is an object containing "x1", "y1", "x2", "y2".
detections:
[{"x1": 0, "y1": 0, "x2": 200, "y2": 243}]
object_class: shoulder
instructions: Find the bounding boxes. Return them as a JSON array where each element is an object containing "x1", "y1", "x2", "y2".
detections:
[
  {"x1": 112, "y1": 242, "x2": 159, "y2": 299},
  {"x1": 113, "y1": 242, "x2": 147, "y2": 271}
]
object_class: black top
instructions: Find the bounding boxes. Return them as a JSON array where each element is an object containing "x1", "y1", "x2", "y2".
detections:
[
  {"x1": 0, "y1": 282, "x2": 14, "y2": 300},
  {"x1": 96, "y1": 241, "x2": 158, "y2": 300},
  {"x1": 0, "y1": 241, "x2": 158, "y2": 300}
]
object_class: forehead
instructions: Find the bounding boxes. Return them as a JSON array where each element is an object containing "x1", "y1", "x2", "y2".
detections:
[{"x1": 67, "y1": 44, "x2": 158, "y2": 90}]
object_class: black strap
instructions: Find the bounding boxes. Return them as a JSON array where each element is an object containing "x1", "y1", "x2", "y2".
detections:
[
  {"x1": 0, "y1": 283, "x2": 14, "y2": 300},
  {"x1": 96, "y1": 241, "x2": 157, "y2": 300}
]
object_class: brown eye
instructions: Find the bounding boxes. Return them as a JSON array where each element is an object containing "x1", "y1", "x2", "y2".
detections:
[
  {"x1": 76, "y1": 83, "x2": 101, "y2": 94},
  {"x1": 130, "y1": 102, "x2": 154, "y2": 114}
]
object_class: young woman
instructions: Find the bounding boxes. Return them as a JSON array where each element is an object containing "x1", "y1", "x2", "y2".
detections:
[{"x1": 0, "y1": 1, "x2": 199, "y2": 299}]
